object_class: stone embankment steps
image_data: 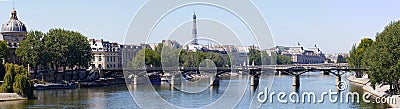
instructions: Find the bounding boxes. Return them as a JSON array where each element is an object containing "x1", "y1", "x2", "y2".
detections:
[
  {"x1": 0, "y1": 93, "x2": 27, "y2": 101},
  {"x1": 347, "y1": 74, "x2": 400, "y2": 108}
]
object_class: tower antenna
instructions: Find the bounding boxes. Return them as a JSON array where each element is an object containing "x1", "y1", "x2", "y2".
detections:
[{"x1": 12, "y1": 0, "x2": 15, "y2": 9}]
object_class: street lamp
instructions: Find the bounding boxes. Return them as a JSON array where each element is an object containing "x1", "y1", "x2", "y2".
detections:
[{"x1": 28, "y1": 46, "x2": 33, "y2": 77}]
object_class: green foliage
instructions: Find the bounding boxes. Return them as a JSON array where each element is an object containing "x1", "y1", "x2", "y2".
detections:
[
  {"x1": 249, "y1": 49, "x2": 261, "y2": 65},
  {"x1": 0, "y1": 40, "x2": 8, "y2": 61},
  {"x1": 160, "y1": 46, "x2": 180, "y2": 68},
  {"x1": 179, "y1": 51, "x2": 228, "y2": 67},
  {"x1": 348, "y1": 45, "x2": 358, "y2": 67},
  {"x1": 16, "y1": 31, "x2": 44, "y2": 67},
  {"x1": 326, "y1": 59, "x2": 333, "y2": 63},
  {"x1": 0, "y1": 63, "x2": 34, "y2": 98},
  {"x1": 131, "y1": 45, "x2": 230, "y2": 68},
  {"x1": 131, "y1": 48, "x2": 160, "y2": 67},
  {"x1": 276, "y1": 55, "x2": 293, "y2": 65},
  {"x1": 250, "y1": 50, "x2": 291, "y2": 65},
  {"x1": 365, "y1": 20, "x2": 400, "y2": 92},
  {"x1": 348, "y1": 38, "x2": 374, "y2": 68},
  {"x1": 12, "y1": 65, "x2": 34, "y2": 98},
  {"x1": 0, "y1": 64, "x2": 16, "y2": 93},
  {"x1": 16, "y1": 29, "x2": 93, "y2": 81},
  {"x1": 131, "y1": 45, "x2": 292, "y2": 68}
]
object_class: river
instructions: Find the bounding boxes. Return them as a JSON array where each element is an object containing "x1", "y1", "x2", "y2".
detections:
[{"x1": 0, "y1": 72, "x2": 390, "y2": 108}]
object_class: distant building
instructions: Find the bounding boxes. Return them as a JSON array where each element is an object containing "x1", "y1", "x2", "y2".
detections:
[
  {"x1": 162, "y1": 40, "x2": 181, "y2": 49},
  {"x1": 89, "y1": 39, "x2": 123, "y2": 70},
  {"x1": 266, "y1": 43, "x2": 325, "y2": 64},
  {"x1": 0, "y1": 9, "x2": 27, "y2": 64},
  {"x1": 184, "y1": 44, "x2": 203, "y2": 52},
  {"x1": 121, "y1": 44, "x2": 148, "y2": 67},
  {"x1": 325, "y1": 53, "x2": 349, "y2": 63},
  {"x1": 88, "y1": 38, "x2": 151, "y2": 70},
  {"x1": 148, "y1": 43, "x2": 158, "y2": 50}
]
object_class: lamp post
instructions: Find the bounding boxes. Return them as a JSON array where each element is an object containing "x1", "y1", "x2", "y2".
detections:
[{"x1": 28, "y1": 46, "x2": 33, "y2": 78}]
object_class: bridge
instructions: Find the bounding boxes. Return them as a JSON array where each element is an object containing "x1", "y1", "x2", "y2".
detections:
[
  {"x1": 272, "y1": 63, "x2": 366, "y2": 86},
  {"x1": 124, "y1": 63, "x2": 367, "y2": 87}
]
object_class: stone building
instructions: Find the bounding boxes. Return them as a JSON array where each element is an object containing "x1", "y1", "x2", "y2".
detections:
[
  {"x1": 0, "y1": 9, "x2": 27, "y2": 64},
  {"x1": 266, "y1": 43, "x2": 326, "y2": 64},
  {"x1": 89, "y1": 38, "x2": 149, "y2": 70},
  {"x1": 89, "y1": 39, "x2": 123, "y2": 70}
]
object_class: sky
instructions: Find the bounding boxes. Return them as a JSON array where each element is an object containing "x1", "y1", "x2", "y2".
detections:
[{"x1": 0, "y1": 0, "x2": 399, "y2": 54}]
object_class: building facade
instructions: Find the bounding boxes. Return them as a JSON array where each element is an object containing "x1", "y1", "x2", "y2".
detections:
[
  {"x1": 89, "y1": 39, "x2": 123, "y2": 70},
  {"x1": 266, "y1": 43, "x2": 326, "y2": 64},
  {"x1": 0, "y1": 9, "x2": 27, "y2": 64},
  {"x1": 89, "y1": 38, "x2": 150, "y2": 70},
  {"x1": 121, "y1": 44, "x2": 149, "y2": 68}
]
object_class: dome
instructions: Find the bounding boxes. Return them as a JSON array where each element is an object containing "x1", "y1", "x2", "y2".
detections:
[{"x1": 1, "y1": 9, "x2": 27, "y2": 33}]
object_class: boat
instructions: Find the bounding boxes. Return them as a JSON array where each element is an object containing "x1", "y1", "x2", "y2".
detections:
[
  {"x1": 34, "y1": 83, "x2": 77, "y2": 90},
  {"x1": 161, "y1": 76, "x2": 170, "y2": 82},
  {"x1": 148, "y1": 74, "x2": 161, "y2": 83}
]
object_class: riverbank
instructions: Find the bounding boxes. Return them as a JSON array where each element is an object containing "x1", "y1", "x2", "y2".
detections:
[
  {"x1": 0, "y1": 93, "x2": 27, "y2": 101},
  {"x1": 347, "y1": 74, "x2": 400, "y2": 108}
]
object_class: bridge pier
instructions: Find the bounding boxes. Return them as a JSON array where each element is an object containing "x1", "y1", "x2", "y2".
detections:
[
  {"x1": 170, "y1": 75, "x2": 181, "y2": 85},
  {"x1": 292, "y1": 75, "x2": 300, "y2": 86},
  {"x1": 210, "y1": 75, "x2": 220, "y2": 86},
  {"x1": 250, "y1": 75, "x2": 259, "y2": 86},
  {"x1": 355, "y1": 71, "x2": 363, "y2": 78},
  {"x1": 323, "y1": 71, "x2": 330, "y2": 75},
  {"x1": 132, "y1": 75, "x2": 139, "y2": 85},
  {"x1": 336, "y1": 76, "x2": 341, "y2": 85}
]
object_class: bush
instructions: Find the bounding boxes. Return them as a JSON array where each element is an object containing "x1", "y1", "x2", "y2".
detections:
[
  {"x1": 12, "y1": 65, "x2": 34, "y2": 98},
  {"x1": 0, "y1": 64, "x2": 16, "y2": 93},
  {"x1": 0, "y1": 63, "x2": 34, "y2": 98}
]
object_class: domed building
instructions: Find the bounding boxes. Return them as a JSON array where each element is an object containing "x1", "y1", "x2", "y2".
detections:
[{"x1": 0, "y1": 9, "x2": 27, "y2": 64}]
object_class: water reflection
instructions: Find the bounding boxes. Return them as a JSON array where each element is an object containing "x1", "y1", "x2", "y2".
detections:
[
  {"x1": 0, "y1": 72, "x2": 392, "y2": 108},
  {"x1": 210, "y1": 86, "x2": 219, "y2": 96},
  {"x1": 292, "y1": 86, "x2": 300, "y2": 94}
]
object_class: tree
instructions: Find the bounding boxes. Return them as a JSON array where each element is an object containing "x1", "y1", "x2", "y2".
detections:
[
  {"x1": 13, "y1": 64, "x2": 34, "y2": 98},
  {"x1": 357, "y1": 38, "x2": 374, "y2": 67},
  {"x1": 277, "y1": 55, "x2": 293, "y2": 65},
  {"x1": 0, "y1": 64, "x2": 16, "y2": 93},
  {"x1": 16, "y1": 31, "x2": 45, "y2": 75},
  {"x1": 0, "y1": 63, "x2": 34, "y2": 99},
  {"x1": 0, "y1": 41, "x2": 8, "y2": 63},
  {"x1": 205, "y1": 52, "x2": 224, "y2": 67},
  {"x1": 131, "y1": 48, "x2": 160, "y2": 67},
  {"x1": 348, "y1": 38, "x2": 374, "y2": 68},
  {"x1": 0, "y1": 41, "x2": 7, "y2": 81},
  {"x1": 248, "y1": 48, "x2": 261, "y2": 65},
  {"x1": 64, "y1": 30, "x2": 93, "y2": 79},
  {"x1": 38, "y1": 29, "x2": 93, "y2": 81},
  {"x1": 367, "y1": 21, "x2": 400, "y2": 93},
  {"x1": 348, "y1": 44, "x2": 359, "y2": 68}
]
